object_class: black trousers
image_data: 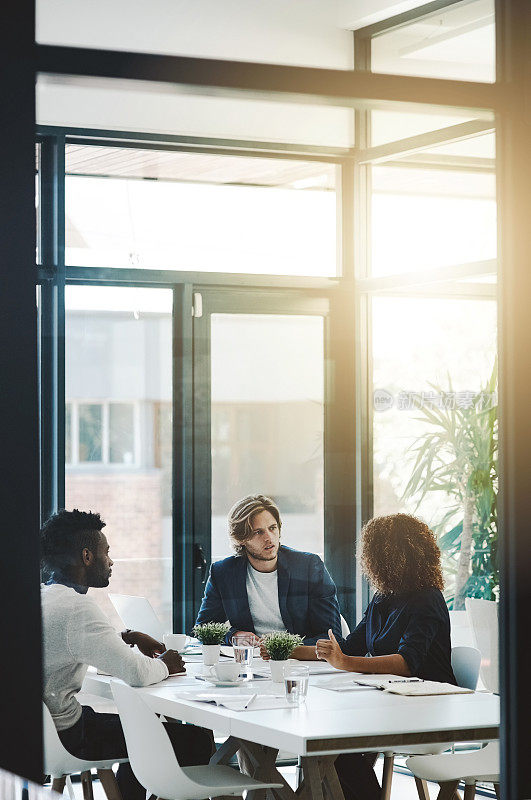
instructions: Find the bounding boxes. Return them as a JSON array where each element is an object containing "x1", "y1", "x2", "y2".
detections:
[
  {"x1": 58, "y1": 705, "x2": 214, "y2": 800},
  {"x1": 334, "y1": 752, "x2": 381, "y2": 800}
]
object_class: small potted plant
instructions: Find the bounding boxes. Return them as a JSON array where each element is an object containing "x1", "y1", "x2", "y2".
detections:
[
  {"x1": 192, "y1": 622, "x2": 229, "y2": 666},
  {"x1": 262, "y1": 632, "x2": 303, "y2": 682}
]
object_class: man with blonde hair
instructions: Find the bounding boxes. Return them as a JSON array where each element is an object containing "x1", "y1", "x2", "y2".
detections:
[{"x1": 195, "y1": 494, "x2": 341, "y2": 645}]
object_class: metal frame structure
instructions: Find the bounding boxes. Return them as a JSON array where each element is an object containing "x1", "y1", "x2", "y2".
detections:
[{"x1": 6, "y1": 0, "x2": 529, "y2": 793}]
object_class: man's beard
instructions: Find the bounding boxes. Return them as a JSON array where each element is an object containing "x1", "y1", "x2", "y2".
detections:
[
  {"x1": 89, "y1": 561, "x2": 111, "y2": 588},
  {"x1": 248, "y1": 546, "x2": 278, "y2": 561}
]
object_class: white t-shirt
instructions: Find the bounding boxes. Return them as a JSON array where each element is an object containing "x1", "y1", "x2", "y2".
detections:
[
  {"x1": 246, "y1": 563, "x2": 285, "y2": 637},
  {"x1": 41, "y1": 583, "x2": 168, "y2": 731}
]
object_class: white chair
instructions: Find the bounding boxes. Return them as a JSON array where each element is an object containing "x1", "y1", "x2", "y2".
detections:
[
  {"x1": 449, "y1": 610, "x2": 474, "y2": 648},
  {"x1": 379, "y1": 646, "x2": 482, "y2": 800},
  {"x1": 465, "y1": 598, "x2": 499, "y2": 693},
  {"x1": 451, "y1": 646, "x2": 481, "y2": 691},
  {"x1": 110, "y1": 680, "x2": 283, "y2": 800},
  {"x1": 340, "y1": 615, "x2": 351, "y2": 637},
  {"x1": 406, "y1": 742, "x2": 500, "y2": 800},
  {"x1": 43, "y1": 702, "x2": 127, "y2": 800}
]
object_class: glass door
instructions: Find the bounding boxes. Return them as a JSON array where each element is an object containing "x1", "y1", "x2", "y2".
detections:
[
  {"x1": 64, "y1": 285, "x2": 174, "y2": 633},
  {"x1": 189, "y1": 288, "x2": 329, "y2": 628}
]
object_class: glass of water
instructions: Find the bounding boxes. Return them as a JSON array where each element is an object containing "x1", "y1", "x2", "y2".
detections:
[
  {"x1": 284, "y1": 665, "x2": 310, "y2": 706},
  {"x1": 232, "y1": 635, "x2": 254, "y2": 677}
]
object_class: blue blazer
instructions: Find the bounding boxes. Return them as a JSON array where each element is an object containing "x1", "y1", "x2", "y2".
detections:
[{"x1": 195, "y1": 545, "x2": 342, "y2": 645}]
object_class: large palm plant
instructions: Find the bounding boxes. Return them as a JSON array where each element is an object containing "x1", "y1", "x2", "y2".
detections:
[{"x1": 402, "y1": 361, "x2": 498, "y2": 609}]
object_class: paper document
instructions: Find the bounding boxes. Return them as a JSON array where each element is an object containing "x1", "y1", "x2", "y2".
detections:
[
  {"x1": 177, "y1": 691, "x2": 289, "y2": 711},
  {"x1": 315, "y1": 675, "x2": 379, "y2": 692},
  {"x1": 383, "y1": 681, "x2": 473, "y2": 696}
]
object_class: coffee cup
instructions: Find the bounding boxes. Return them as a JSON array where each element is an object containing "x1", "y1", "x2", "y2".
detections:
[
  {"x1": 212, "y1": 662, "x2": 240, "y2": 682},
  {"x1": 163, "y1": 633, "x2": 189, "y2": 652}
]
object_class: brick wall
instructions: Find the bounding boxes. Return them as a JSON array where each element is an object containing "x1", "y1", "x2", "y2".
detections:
[{"x1": 65, "y1": 470, "x2": 171, "y2": 633}]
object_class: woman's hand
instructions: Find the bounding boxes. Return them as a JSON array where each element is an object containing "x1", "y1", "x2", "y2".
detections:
[{"x1": 315, "y1": 629, "x2": 346, "y2": 670}]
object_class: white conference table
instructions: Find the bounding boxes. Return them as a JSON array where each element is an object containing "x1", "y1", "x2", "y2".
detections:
[{"x1": 83, "y1": 660, "x2": 499, "y2": 800}]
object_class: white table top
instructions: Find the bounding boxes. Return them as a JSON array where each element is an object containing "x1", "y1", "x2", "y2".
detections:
[{"x1": 83, "y1": 660, "x2": 499, "y2": 757}]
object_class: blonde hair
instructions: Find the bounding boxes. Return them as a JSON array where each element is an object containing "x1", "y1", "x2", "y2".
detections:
[{"x1": 228, "y1": 495, "x2": 282, "y2": 556}]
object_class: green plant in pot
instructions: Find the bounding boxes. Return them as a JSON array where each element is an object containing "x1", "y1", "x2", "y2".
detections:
[
  {"x1": 192, "y1": 622, "x2": 228, "y2": 666},
  {"x1": 262, "y1": 632, "x2": 303, "y2": 682},
  {"x1": 402, "y1": 360, "x2": 498, "y2": 609}
]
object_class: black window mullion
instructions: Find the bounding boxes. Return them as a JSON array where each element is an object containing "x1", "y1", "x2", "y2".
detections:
[{"x1": 39, "y1": 133, "x2": 66, "y2": 521}]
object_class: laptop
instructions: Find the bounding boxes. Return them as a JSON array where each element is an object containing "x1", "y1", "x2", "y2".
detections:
[{"x1": 109, "y1": 593, "x2": 167, "y2": 642}]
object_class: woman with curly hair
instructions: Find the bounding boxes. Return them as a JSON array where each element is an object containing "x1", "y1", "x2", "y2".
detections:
[{"x1": 314, "y1": 514, "x2": 456, "y2": 800}]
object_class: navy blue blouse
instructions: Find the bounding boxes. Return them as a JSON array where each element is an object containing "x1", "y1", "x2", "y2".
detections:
[{"x1": 340, "y1": 587, "x2": 456, "y2": 684}]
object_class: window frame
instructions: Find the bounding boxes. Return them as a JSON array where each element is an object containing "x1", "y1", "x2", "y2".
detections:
[
  {"x1": 36, "y1": 0, "x2": 498, "y2": 633},
  {"x1": 65, "y1": 399, "x2": 140, "y2": 468}
]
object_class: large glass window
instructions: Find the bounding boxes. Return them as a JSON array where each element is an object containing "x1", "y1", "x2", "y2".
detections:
[
  {"x1": 210, "y1": 313, "x2": 325, "y2": 562},
  {"x1": 65, "y1": 286, "x2": 173, "y2": 631},
  {"x1": 64, "y1": 146, "x2": 338, "y2": 276},
  {"x1": 370, "y1": 0, "x2": 495, "y2": 83},
  {"x1": 372, "y1": 296, "x2": 498, "y2": 608},
  {"x1": 371, "y1": 165, "x2": 496, "y2": 276}
]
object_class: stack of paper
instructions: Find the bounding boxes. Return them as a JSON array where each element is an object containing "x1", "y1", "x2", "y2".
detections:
[
  {"x1": 315, "y1": 674, "x2": 474, "y2": 695},
  {"x1": 177, "y1": 691, "x2": 289, "y2": 711},
  {"x1": 383, "y1": 681, "x2": 473, "y2": 696},
  {"x1": 314, "y1": 674, "x2": 378, "y2": 692}
]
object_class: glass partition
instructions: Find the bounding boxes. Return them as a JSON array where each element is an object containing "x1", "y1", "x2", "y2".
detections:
[
  {"x1": 210, "y1": 313, "x2": 325, "y2": 562},
  {"x1": 64, "y1": 145, "x2": 338, "y2": 275},
  {"x1": 371, "y1": 0, "x2": 495, "y2": 83},
  {"x1": 65, "y1": 285, "x2": 173, "y2": 631},
  {"x1": 371, "y1": 164, "x2": 496, "y2": 276},
  {"x1": 372, "y1": 296, "x2": 498, "y2": 608}
]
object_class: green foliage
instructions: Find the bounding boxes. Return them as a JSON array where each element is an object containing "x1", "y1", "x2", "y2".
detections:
[
  {"x1": 262, "y1": 631, "x2": 303, "y2": 661},
  {"x1": 192, "y1": 621, "x2": 229, "y2": 645},
  {"x1": 402, "y1": 360, "x2": 498, "y2": 607}
]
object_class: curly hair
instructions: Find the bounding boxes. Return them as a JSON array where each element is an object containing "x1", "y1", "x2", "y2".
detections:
[
  {"x1": 360, "y1": 513, "x2": 444, "y2": 595},
  {"x1": 41, "y1": 508, "x2": 106, "y2": 572},
  {"x1": 228, "y1": 494, "x2": 282, "y2": 556}
]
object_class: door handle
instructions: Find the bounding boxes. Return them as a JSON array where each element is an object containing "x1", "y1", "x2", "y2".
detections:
[{"x1": 193, "y1": 543, "x2": 208, "y2": 584}]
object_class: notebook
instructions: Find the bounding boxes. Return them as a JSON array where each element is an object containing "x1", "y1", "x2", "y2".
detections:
[{"x1": 353, "y1": 675, "x2": 474, "y2": 695}]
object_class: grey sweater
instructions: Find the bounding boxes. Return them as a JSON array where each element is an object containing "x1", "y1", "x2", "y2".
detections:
[{"x1": 42, "y1": 583, "x2": 168, "y2": 731}]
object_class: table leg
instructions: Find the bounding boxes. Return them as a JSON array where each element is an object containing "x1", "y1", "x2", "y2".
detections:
[
  {"x1": 414, "y1": 777, "x2": 431, "y2": 800},
  {"x1": 298, "y1": 756, "x2": 345, "y2": 800},
  {"x1": 437, "y1": 782, "x2": 460, "y2": 800},
  {"x1": 96, "y1": 768, "x2": 122, "y2": 800},
  {"x1": 80, "y1": 771, "x2": 94, "y2": 800},
  {"x1": 209, "y1": 736, "x2": 241, "y2": 766},
  {"x1": 321, "y1": 756, "x2": 345, "y2": 800},
  {"x1": 51, "y1": 777, "x2": 66, "y2": 795},
  {"x1": 236, "y1": 740, "x2": 299, "y2": 800}
]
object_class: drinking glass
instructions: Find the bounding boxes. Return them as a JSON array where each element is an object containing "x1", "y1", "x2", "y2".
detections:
[
  {"x1": 284, "y1": 665, "x2": 309, "y2": 706},
  {"x1": 232, "y1": 635, "x2": 254, "y2": 677}
]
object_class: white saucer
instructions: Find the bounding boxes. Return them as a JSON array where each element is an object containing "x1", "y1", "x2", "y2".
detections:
[{"x1": 203, "y1": 678, "x2": 244, "y2": 688}]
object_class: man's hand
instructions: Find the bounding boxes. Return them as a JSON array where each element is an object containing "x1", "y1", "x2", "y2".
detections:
[
  {"x1": 233, "y1": 631, "x2": 260, "y2": 645},
  {"x1": 315, "y1": 629, "x2": 346, "y2": 670},
  {"x1": 159, "y1": 649, "x2": 185, "y2": 675},
  {"x1": 259, "y1": 639, "x2": 269, "y2": 660},
  {"x1": 123, "y1": 631, "x2": 165, "y2": 658}
]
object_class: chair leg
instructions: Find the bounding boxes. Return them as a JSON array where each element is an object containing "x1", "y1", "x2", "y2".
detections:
[
  {"x1": 463, "y1": 784, "x2": 475, "y2": 800},
  {"x1": 381, "y1": 755, "x2": 394, "y2": 800},
  {"x1": 414, "y1": 777, "x2": 430, "y2": 800},
  {"x1": 436, "y1": 782, "x2": 460, "y2": 800},
  {"x1": 80, "y1": 770, "x2": 94, "y2": 800},
  {"x1": 51, "y1": 777, "x2": 66, "y2": 795},
  {"x1": 96, "y1": 769, "x2": 123, "y2": 800},
  {"x1": 65, "y1": 776, "x2": 76, "y2": 800}
]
